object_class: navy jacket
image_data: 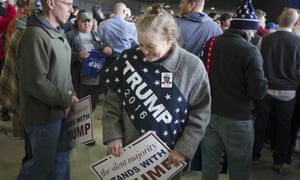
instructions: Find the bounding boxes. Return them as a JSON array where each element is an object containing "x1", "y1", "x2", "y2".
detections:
[{"x1": 202, "y1": 28, "x2": 267, "y2": 120}]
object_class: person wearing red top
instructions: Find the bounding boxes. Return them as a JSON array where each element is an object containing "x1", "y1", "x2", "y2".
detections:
[
  {"x1": 0, "y1": 0, "x2": 16, "y2": 69},
  {"x1": 256, "y1": 9, "x2": 270, "y2": 36},
  {"x1": 0, "y1": 0, "x2": 16, "y2": 123}
]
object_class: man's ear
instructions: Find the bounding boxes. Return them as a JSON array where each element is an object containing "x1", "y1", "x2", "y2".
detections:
[
  {"x1": 46, "y1": 0, "x2": 54, "y2": 10},
  {"x1": 188, "y1": 1, "x2": 197, "y2": 12}
]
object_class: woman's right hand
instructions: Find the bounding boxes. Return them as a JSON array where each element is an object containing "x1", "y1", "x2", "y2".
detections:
[
  {"x1": 108, "y1": 139, "x2": 123, "y2": 157},
  {"x1": 79, "y1": 50, "x2": 90, "y2": 60}
]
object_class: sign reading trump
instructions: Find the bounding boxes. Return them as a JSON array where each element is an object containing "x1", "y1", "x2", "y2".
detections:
[
  {"x1": 90, "y1": 131, "x2": 186, "y2": 180},
  {"x1": 67, "y1": 95, "x2": 94, "y2": 148}
]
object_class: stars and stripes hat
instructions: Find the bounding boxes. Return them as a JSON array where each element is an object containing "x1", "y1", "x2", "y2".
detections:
[{"x1": 230, "y1": 0, "x2": 259, "y2": 30}]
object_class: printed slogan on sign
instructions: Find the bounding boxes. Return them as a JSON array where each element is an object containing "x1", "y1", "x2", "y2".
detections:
[
  {"x1": 67, "y1": 95, "x2": 94, "y2": 148},
  {"x1": 90, "y1": 131, "x2": 186, "y2": 180}
]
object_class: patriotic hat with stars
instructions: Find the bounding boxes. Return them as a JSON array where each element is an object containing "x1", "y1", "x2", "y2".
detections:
[{"x1": 230, "y1": 0, "x2": 259, "y2": 30}]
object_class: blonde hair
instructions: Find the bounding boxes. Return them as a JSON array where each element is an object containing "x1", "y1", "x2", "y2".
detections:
[{"x1": 136, "y1": 3, "x2": 178, "y2": 44}]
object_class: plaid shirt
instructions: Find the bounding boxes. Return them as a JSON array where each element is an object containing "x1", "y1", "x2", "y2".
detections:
[{"x1": 0, "y1": 29, "x2": 23, "y2": 115}]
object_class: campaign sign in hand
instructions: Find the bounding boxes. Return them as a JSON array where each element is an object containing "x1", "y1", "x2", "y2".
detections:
[{"x1": 90, "y1": 131, "x2": 186, "y2": 180}]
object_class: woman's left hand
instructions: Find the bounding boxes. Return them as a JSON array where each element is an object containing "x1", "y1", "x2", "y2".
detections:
[
  {"x1": 167, "y1": 150, "x2": 185, "y2": 167},
  {"x1": 102, "y1": 47, "x2": 113, "y2": 56}
]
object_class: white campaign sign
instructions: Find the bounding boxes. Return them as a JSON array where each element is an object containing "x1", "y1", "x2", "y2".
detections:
[
  {"x1": 66, "y1": 95, "x2": 94, "y2": 148},
  {"x1": 90, "y1": 131, "x2": 186, "y2": 180}
]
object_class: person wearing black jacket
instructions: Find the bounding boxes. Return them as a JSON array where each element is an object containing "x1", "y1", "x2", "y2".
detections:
[
  {"x1": 200, "y1": 1, "x2": 268, "y2": 179},
  {"x1": 252, "y1": 8, "x2": 300, "y2": 173}
]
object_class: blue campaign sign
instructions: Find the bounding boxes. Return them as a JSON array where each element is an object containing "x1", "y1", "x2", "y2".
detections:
[{"x1": 81, "y1": 50, "x2": 107, "y2": 78}]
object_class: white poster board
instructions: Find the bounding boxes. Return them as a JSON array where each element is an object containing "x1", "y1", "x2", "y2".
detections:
[
  {"x1": 66, "y1": 95, "x2": 94, "y2": 148},
  {"x1": 90, "y1": 131, "x2": 187, "y2": 180}
]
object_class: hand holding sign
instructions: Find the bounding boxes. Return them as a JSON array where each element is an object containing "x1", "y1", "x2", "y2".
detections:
[
  {"x1": 108, "y1": 139, "x2": 123, "y2": 157},
  {"x1": 168, "y1": 150, "x2": 186, "y2": 167},
  {"x1": 91, "y1": 131, "x2": 186, "y2": 180}
]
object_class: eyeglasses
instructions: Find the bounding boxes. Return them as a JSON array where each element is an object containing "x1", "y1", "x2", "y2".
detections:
[{"x1": 56, "y1": 0, "x2": 73, "y2": 8}]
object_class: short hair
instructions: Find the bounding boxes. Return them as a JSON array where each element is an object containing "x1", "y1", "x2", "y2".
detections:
[
  {"x1": 279, "y1": 8, "x2": 299, "y2": 28},
  {"x1": 16, "y1": 0, "x2": 28, "y2": 8},
  {"x1": 220, "y1": 12, "x2": 233, "y2": 22},
  {"x1": 136, "y1": 3, "x2": 178, "y2": 44},
  {"x1": 92, "y1": 5, "x2": 101, "y2": 14}
]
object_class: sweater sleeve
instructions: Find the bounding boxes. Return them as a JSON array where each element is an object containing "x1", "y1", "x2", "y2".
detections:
[
  {"x1": 173, "y1": 58, "x2": 211, "y2": 159},
  {"x1": 245, "y1": 47, "x2": 268, "y2": 100}
]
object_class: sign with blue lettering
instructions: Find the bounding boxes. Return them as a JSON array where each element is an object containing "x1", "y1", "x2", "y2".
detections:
[
  {"x1": 67, "y1": 95, "x2": 94, "y2": 148},
  {"x1": 81, "y1": 50, "x2": 107, "y2": 78},
  {"x1": 90, "y1": 131, "x2": 187, "y2": 180}
]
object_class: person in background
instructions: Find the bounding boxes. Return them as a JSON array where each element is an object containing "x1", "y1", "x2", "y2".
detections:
[
  {"x1": 92, "y1": 5, "x2": 105, "y2": 24},
  {"x1": 101, "y1": 3, "x2": 211, "y2": 179},
  {"x1": 287, "y1": 15, "x2": 300, "y2": 164},
  {"x1": 98, "y1": 2, "x2": 138, "y2": 59},
  {"x1": 0, "y1": 0, "x2": 16, "y2": 122},
  {"x1": 124, "y1": 7, "x2": 135, "y2": 22},
  {"x1": 293, "y1": 15, "x2": 300, "y2": 35},
  {"x1": 200, "y1": 0, "x2": 267, "y2": 179},
  {"x1": 256, "y1": 9, "x2": 270, "y2": 36},
  {"x1": 176, "y1": 0, "x2": 222, "y2": 170},
  {"x1": 176, "y1": 0, "x2": 222, "y2": 56},
  {"x1": 65, "y1": 10, "x2": 112, "y2": 145},
  {"x1": 219, "y1": 12, "x2": 233, "y2": 31},
  {"x1": 16, "y1": 0, "x2": 78, "y2": 179},
  {"x1": 0, "y1": 0, "x2": 16, "y2": 70},
  {"x1": 0, "y1": 0, "x2": 7, "y2": 17},
  {"x1": 92, "y1": 5, "x2": 105, "y2": 29},
  {"x1": 66, "y1": 10, "x2": 112, "y2": 108},
  {"x1": 250, "y1": 9, "x2": 270, "y2": 46},
  {"x1": 252, "y1": 8, "x2": 300, "y2": 173},
  {"x1": 5, "y1": 0, "x2": 28, "y2": 48},
  {"x1": 265, "y1": 22, "x2": 278, "y2": 33},
  {"x1": 0, "y1": 0, "x2": 30, "y2": 138}
]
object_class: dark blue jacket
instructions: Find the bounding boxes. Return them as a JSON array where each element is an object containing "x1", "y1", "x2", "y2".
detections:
[
  {"x1": 261, "y1": 30, "x2": 300, "y2": 90},
  {"x1": 203, "y1": 28, "x2": 267, "y2": 120}
]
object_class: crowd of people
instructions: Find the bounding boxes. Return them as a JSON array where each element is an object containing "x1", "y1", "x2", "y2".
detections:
[{"x1": 0, "y1": 0, "x2": 299, "y2": 179}]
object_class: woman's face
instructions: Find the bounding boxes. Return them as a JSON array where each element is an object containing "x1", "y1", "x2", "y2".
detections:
[
  {"x1": 138, "y1": 31, "x2": 172, "y2": 62},
  {"x1": 77, "y1": 19, "x2": 93, "y2": 33}
]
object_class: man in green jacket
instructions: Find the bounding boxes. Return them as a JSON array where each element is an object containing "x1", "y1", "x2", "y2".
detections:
[{"x1": 16, "y1": 0, "x2": 78, "y2": 179}]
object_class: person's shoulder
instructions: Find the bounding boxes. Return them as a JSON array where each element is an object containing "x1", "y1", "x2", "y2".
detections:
[
  {"x1": 22, "y1": 26, "x2": 51, "y2": 43},
  {"x1": 23, "y1": 26, "x2": 44, "y2": 35},
  {"x1": 98, "y1": 18, "x2": 113, "y2": 27},
  {"x1": 177, "y1": 47, "x2": 205, "y2": 70}
]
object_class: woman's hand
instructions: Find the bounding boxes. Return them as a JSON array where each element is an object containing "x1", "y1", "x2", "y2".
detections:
[
  {"x1": 102, "y1": 47, "x2": 113, "y2": 56},
  {"x1": 167, "y1": 150, "x2": 185, "y2": 167},
  {"x1": 108, "y1": 139, "x2": 123, "y2": 157},
  {"x1": 79, "y1": 50, "x2": 90, "y2": 60}
]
